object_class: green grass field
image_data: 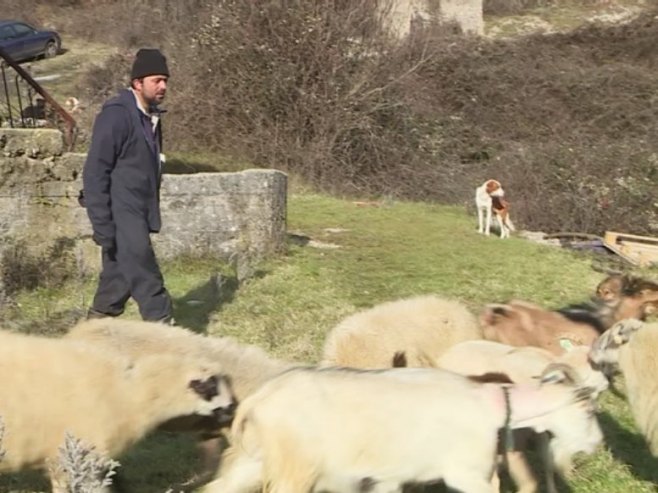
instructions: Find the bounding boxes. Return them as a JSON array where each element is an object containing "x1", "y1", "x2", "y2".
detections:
[{"x1": 0, "y1": 191, "x2": 656, "y2": 492}]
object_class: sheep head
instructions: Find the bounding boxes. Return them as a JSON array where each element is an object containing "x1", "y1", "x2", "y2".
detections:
[
  {"x1": 188, "y1": 373, "x2": 238, "y2": 427},
  {"x1": 588, "y1": 318, "x2": 645, "y2": 376},
  {"x1": 596, "y1": 274, "x2": 658, "y2": 322}
]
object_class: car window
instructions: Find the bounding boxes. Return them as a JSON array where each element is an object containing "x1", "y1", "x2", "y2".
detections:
[
  {"x1": 12, "y1": 23, "x2": 36, "y2": 38},
  {"x1": 0, "y1": 25, "x2": 16, "y2": 41}
]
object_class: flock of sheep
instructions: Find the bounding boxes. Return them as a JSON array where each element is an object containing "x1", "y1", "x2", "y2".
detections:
[{"x1": 1, "y1": 272, "x2": 658, "y2": 492}]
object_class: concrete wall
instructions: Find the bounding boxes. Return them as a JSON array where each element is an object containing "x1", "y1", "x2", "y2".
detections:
[
  {"x1": 381, "y1": 0, "x2": 484, "y2": 38},
  {"x1": 0, "y1": 128, "x2": 287, "y2": 296}
]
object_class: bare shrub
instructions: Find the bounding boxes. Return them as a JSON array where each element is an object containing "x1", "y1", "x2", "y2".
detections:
[
  {"x1": 52, "y1": 1, "x2": 658, "y2": 235},
  {"x1": 483, "y1": 0, "x2": 610, "y2": 16},
  {"x1": 1, "y1": 238, "x2": 78, "y2": 295},
  {"x1": 48, "y1": 432, "x2": 120, "y2": 493}
]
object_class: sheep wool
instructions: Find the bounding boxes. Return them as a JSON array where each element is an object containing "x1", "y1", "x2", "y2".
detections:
[
  {"x1": 321, "y1": 295, "x2": 482, "y2": 368},
  {"x1": 618, "y1": 322, "x2": 658, "y2": 455},
  {"x1": 0, "y1": 328, "x2": 235, "y2": 486},
  {"x1": 66, "y1": 318, "x2": 294, "y2": 402}
]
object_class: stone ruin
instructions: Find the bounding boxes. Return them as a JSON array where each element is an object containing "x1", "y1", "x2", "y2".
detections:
[
  {"x1": 381, "y1": 0, "x2": 484, "y2": 38},
  {"x1": 0, "y1": 128, "x2": 288, "y2": 302}
]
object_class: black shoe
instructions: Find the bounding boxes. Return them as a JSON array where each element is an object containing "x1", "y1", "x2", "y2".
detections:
[
  {"x1": 86, "y1": 308, "x2": 115, "y2": 320},
  {"x1": 155, "y1": 314, "x2": 176, "y2": 326}
]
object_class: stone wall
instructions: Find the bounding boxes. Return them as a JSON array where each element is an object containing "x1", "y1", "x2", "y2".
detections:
[
  {"x1": 0, "y1": 128, "x2": 287, "y2": 296},
  {"x1": 381, "y1": 0, "x2": 484, "y2": 38}
]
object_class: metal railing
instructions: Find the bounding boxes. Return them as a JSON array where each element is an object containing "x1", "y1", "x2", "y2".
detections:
[{"x1": 0, "y1": 46, "x2": 77, "y2": 150}]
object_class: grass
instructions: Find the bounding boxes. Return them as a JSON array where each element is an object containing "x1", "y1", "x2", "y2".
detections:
[{"x1": 0, "y1": 191, "x2": 657, "y2": 491}]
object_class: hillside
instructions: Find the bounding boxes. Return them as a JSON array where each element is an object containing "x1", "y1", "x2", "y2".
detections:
[{"x1": 7, "y1": 0, "x2": 658, "y2": 237}]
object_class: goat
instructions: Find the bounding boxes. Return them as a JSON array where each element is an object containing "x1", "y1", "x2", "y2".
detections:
[
  {"x1": 481, "y1": 274, "x2": 658, "y2": 356},
  {"x1": 480, "y1": 299, "x2": 608, "y2": 356},
  {"x1": 0, "y1": 328, "x2": 236, "y2": 492},
  {"x1": 203, "y1": 365, "x2": 602, "y2": 493},
  {"x1": 589, "y1": 319, "x2": 658, "y2": 455},
  {"x1": 321, "y1": 295, "x2": 482, "y2": 368},
  {"x1": 435, "y1": 340, "x2": 608, "y2": 493},
  {"x1": 595, "y1": 273, "x2": 658, "y2": 321}
]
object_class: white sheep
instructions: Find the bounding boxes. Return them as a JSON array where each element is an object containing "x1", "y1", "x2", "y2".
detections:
[
  {"x1": 203, "y1": 365, "x2": 602, "y2": 493},
  {"x1": 437, "y1": 339, "x2": 609, "y2": 397},
  {"x1": 65, "y1": 317, "x2": 296, "y2": 486},
  {"x1": 589, "y1": 319, "x2": 658, "y2": 455},
  {"x1": 65, "y1": 318, "x2": 294, "y2": 403},
  {"x1": 435, "y1": 340, "x2": 609, "y2": 493},
  {"x1": 321, "y1": 295, "x2": 482, "y2": 368},
  {"x1": 0, "y1": 328, "x2": 236, "y2": 492}
]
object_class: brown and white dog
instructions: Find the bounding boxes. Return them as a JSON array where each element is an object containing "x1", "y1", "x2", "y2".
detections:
[{"x1": 475, "y1": 179, "x2": 515, "y2": 238}]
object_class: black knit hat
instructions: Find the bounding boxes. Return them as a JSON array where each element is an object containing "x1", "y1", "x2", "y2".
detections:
[{"x1": 131, "y1": 48, "x2": 170, "y2": 80}]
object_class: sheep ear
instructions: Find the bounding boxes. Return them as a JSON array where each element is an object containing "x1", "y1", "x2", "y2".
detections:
[
  {"x1": 540, "y1": 363, "x2": 581, "y2": 386},
  {"x1": 644, "y1": 302, "x2": 657, "y2": 316},
  {"x1": 573, "y1": 386, "x2": 596, "y2": 403},
  {"x1": 481, "y1": 304, "x2": 510, "y2": 325},
  {"x1": 392, "y1": 351, "x2": 407, "y2": 368},
  {"x1": 611, "y1": 319, "x2": 643, "y2": 345},
  {"x1": 189, "y1": 375, "x2": 219, "y2": 401},
  {"x1": 559, "y1": 338, "x2": 575, "y2": 351}
]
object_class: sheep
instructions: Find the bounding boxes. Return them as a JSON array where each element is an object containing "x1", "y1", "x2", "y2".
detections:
[
  {"x1": 480, "y1": 275, "x2": 658, "y2": 357},
  {"x1": 436, "y1": 339, "x2": 609, "y2": 397},
  {"x1": 203, "y1": 365, "x2": 602, "y2": 493},
  {"x1": 434, "y1": 340, "x2": 608, "y2": 493},
  {"x1": 321, "y1": 295, "x2": 482, "y2": 368},
  {"x1": 589, "y1": 319, "x2": 658, "y2": 455},
  {"x1": 65, "y1": 318, "x2": 293, "y2": 402},
  {"x1": 0, "y1": 328, "x2": 236, "y2": 492},
  {"x1": 64, "y1": 317, "x2": 296, "y2": 486}
]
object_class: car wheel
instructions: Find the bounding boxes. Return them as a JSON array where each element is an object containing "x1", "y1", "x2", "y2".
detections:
[{"x1": 44, "y1": 40, "x2": 58, "y2": 59}]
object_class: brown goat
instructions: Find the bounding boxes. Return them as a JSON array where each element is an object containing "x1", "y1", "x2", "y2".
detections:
[
  {"x1": 595, "y1": 274, "x2": 658, "y2": 320},
  {"x1": 480, "y1": 300, "x2": 603, "y2": 356},
  {"x1": 481, "y1": 275, "x2": 658, "y2": 356}
]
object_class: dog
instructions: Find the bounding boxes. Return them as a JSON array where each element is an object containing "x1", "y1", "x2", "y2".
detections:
[{"x1": 475, "y1": 179, "x2": 514, "y2": 238}]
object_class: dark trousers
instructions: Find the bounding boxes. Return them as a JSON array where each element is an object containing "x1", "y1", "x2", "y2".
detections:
[{"x1": 91, "y1": 211, "x2": 172, "y2": 321}]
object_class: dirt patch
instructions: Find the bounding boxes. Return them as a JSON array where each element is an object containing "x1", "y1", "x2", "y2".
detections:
[{"x1": 24, "y1": 38, "x2": 117, "y2": 103}]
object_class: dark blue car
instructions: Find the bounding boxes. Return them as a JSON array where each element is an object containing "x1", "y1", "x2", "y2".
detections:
[{"x1": 0, "y1": 20, "x2": 61, "y2": 63}]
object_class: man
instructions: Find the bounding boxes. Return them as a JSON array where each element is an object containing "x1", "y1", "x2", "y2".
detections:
[{"x1": 82, "y1": 48, "x2": 173, "y2": 323}]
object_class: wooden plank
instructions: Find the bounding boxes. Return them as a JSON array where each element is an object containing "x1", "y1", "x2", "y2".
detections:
[{"x1": 603, "y1": 231, "x2": 658, "y2": 267}]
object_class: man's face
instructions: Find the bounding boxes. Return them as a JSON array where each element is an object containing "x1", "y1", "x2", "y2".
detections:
[{"x1": 135, "y1": 75, "x2": 168, "y2": 106}]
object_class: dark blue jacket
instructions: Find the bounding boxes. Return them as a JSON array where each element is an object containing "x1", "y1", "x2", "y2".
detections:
[{"x1": 83, "y1": 89, "x2": 163, "y2": 248}]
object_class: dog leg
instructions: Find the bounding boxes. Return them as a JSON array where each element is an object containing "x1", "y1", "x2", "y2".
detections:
[
  {"x1": 485, "y1": 207, "x2": 492, "y2": 236},
  {"x1": 497, "y1": 216, "x2": 508, "y2": 239}
]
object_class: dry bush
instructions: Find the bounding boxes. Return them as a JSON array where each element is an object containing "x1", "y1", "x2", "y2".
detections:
[
  {"x1": 35, "y1": 0, "x2": 658, "y2": 235},
  {"x1": 483, "y1": 0, "x2": 610, "y2": 16},
  {"x1": 1, "y1": 238, "x2": 78, "y2": 295}
]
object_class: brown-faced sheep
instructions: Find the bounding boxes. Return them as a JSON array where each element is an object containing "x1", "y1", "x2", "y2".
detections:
[
  {"x1": 321, "y1": 295, "x2": 482, "y2": 368},
  {"x1": 203, "y1": 365, "x2": 602, "y2": 493},
  {"x1": 435, "y1": 340, "x2": 608, "y2": 493},
  {"x1": 589, "y1": 319, "x2": 658, "y2": 455},
  {"x1": 0, "y1": 328, "x2": 236, "y2": 492}
]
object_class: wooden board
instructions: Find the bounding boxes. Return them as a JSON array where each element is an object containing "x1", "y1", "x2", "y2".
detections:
[{"x1": 603, "y1": 231, "x2": 658, "y2": 267}]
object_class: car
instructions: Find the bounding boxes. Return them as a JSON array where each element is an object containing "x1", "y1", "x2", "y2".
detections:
[{"x1": 0, "y1": 20, "x2": 61, "y2": 63}]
